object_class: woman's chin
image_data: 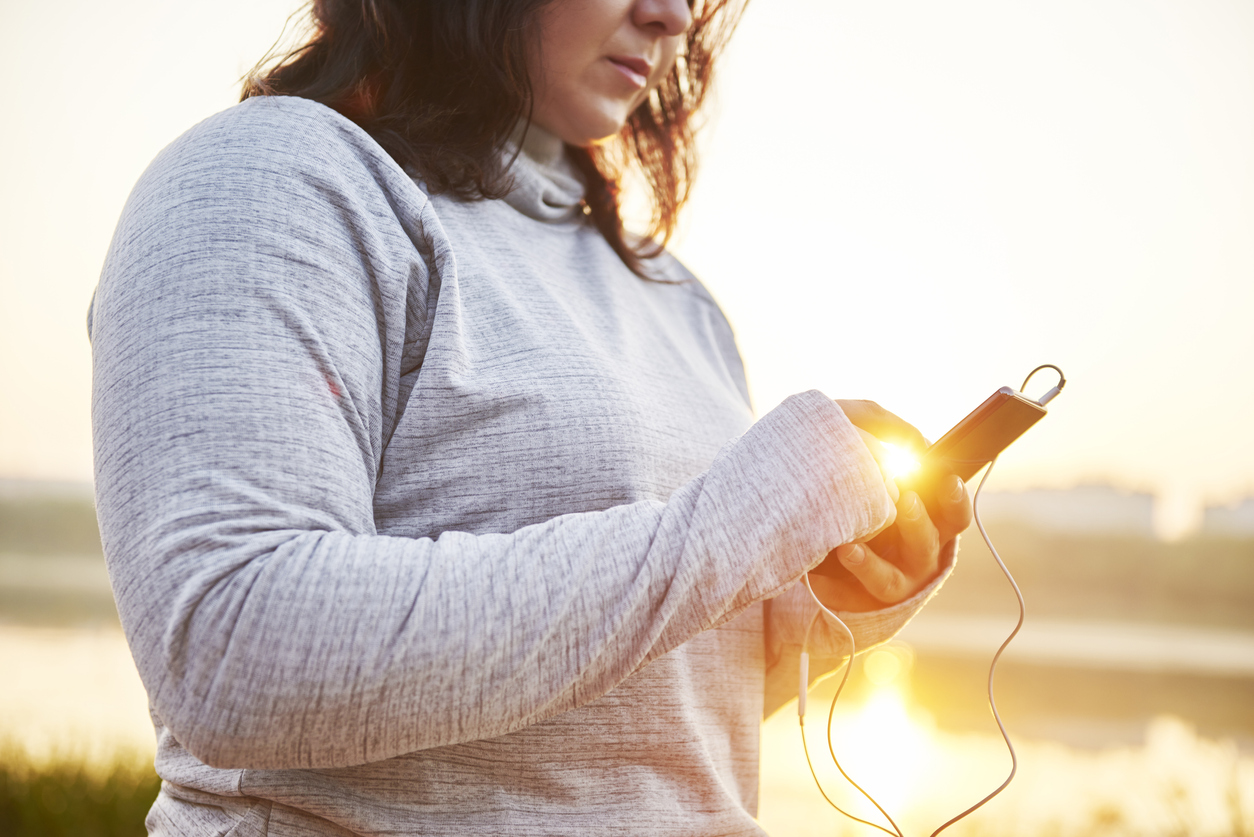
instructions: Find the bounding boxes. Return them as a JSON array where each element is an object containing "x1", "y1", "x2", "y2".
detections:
[{"x1": 537, "y1": 104, "x2": 634, "y2": 148}]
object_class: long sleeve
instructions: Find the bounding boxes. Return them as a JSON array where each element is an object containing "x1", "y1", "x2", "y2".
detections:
[{"x1": 89, "y1": 98, "x2": 898, "y2": 771}]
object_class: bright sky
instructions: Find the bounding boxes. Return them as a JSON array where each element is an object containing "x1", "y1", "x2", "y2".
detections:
[{"x1": 1, "y1": 0, "x2": 1251, "y2": 537}]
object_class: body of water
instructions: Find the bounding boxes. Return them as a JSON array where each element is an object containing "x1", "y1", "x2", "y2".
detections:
[
  {"x1": 4, "y1": 610, "x2": 1254, "y2": 835},
  {"x1": 901, "y1": 611, "x2": 1254, "y2": 677}
]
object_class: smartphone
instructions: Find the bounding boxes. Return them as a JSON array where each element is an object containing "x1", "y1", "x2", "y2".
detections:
[{"x1": 914, "y1": 386, "x2": 1047, "y2": 484}]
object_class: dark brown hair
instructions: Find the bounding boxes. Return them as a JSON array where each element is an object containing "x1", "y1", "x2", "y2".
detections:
[{"x1": 243, "y1": 0, "x2": 745, "y2": 276}]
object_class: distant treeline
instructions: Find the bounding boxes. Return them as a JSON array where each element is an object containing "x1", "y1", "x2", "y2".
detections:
[
  {"x1": 0, "y1": 495, "x2": 102, "y2": 556},
  {"x1": 934, "y1": 522, "x2": 1254, "y2": 630},
  {"x1": 2, "y1": 495, "x2": 1252, "y2": 631}
]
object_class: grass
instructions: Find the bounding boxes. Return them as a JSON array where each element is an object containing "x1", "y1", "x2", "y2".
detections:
[{"x1": 0, "y1": 749, "x2": 159, "y2": 837}]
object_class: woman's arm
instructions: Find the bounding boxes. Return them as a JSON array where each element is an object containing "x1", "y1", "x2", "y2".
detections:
[{"x1": 89, "y1": 98, "x2": 897, "y2": 771}]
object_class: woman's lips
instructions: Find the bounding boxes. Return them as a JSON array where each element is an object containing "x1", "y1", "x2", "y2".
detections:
[{"x1": 607, "y1": 55, "x2": 651, "y2": 88}]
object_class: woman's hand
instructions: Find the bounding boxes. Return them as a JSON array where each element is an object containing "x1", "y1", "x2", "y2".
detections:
[
  {"x1": 837, "y1": 399, "x2": 929, "y2": 454},
  {"x1": 807, "y1": 400, "x2": 975, "y2": 613},
  {"x1": 839, "y1": 397, "x2": 928, "y2": 525}
]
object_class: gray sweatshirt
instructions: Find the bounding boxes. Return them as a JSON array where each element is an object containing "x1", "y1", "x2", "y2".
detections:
[{"x1": 89, "y1": 95, "x2": 951, "y2": 836}]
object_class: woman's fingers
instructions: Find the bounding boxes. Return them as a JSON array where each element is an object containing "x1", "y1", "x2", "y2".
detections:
[
  {"x1": 833, "y1": 488, "x2": 944, "y2": 604},
  {"x1": 836, "y1": 399, "x2": 929, "y2": 455},
  {"x1": 812, "y1": 479, "x2": 965, "y2": 614},
  {"x1": 894, "y1": 490, "x2": 941, "y2": 579},
  {"x1": 804, "y1": 569, "x2": 884, "y2": 614},
  {"x1": 834, "y1": 542, "x2": 918, "y2": 605},
  {"x1": 933, "y1": 474, "x2": 973, "y2": 541}
]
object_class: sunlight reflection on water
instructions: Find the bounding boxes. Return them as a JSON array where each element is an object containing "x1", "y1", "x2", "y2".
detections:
[
  {"x1": 762, "y1": 683, "x2": 1254, "y2": 837},
  {"x1": 802, "y1": 686, "x2": 931, "y2": 819},
  {"x1": 2, "y1": 624, "x2": 154, "y2": 768}
]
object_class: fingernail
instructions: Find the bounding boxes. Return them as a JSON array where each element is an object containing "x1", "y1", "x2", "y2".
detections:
[
  {"x1": 947, "y1": 476, "x2": 964, "y2": 502},
  {"x1": 903, "y1": 492, "x2": 922, "y2": 520},
  {"x1": 840, "y1": 544, "x2": 865, "y2": 566}
]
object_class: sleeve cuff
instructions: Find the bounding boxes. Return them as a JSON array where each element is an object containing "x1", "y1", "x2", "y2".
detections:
[
  {"x1": 694, "y1": 390, "x2": 899, "y2": 611},
  {"x1": 766, "y1": 536, "x2": 959, "y2": 662}
]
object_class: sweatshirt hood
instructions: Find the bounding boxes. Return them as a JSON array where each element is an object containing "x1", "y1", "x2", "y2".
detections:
[{"x1": 503, "y1": 122, "x2": 587, "y2": 223}]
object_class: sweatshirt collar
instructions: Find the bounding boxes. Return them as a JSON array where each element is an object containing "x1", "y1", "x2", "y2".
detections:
[{"x1": 503, "y1": 122, "x2": 587, "y2": 223}]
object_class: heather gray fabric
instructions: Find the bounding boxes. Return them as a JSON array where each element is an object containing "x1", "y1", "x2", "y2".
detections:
[{"x1": 89, "y1": 96, "x2": 952, "y2": 836}]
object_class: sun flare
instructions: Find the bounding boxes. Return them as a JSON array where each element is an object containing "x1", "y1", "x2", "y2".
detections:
[{"x1": 881, "y1": 442, "x2": 921, "y2": 481}]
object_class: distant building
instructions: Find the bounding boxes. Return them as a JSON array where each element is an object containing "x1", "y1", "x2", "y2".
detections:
[
  {"x1": 976, "y1": 485, "x2": 1156, "y2": 537},
  {"x1": 1200, "y1": 498, "x2": 1254, "y2": 536}
]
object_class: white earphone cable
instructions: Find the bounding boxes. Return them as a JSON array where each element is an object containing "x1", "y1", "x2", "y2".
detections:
[
  {"x1": 800, "y1": 574, "x2": 905, "y2": 837},
  {"x1": 798, "y1": 456, "x2": 1024, "y2": 836}
]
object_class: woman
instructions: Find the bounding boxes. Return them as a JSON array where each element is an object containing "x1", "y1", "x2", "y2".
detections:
[{"x1": 89, "y1": 1, "x2": 971, "y2": 834}]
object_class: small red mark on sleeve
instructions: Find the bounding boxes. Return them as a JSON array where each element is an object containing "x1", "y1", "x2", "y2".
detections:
[{"x1": 325, "y1": 375, "x2": 342, "y2": 399}]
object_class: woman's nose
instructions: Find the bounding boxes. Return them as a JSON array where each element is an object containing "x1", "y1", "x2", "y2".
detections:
[{"x1": 633, "y1": 0, "x2": 694, "y2": 38}]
